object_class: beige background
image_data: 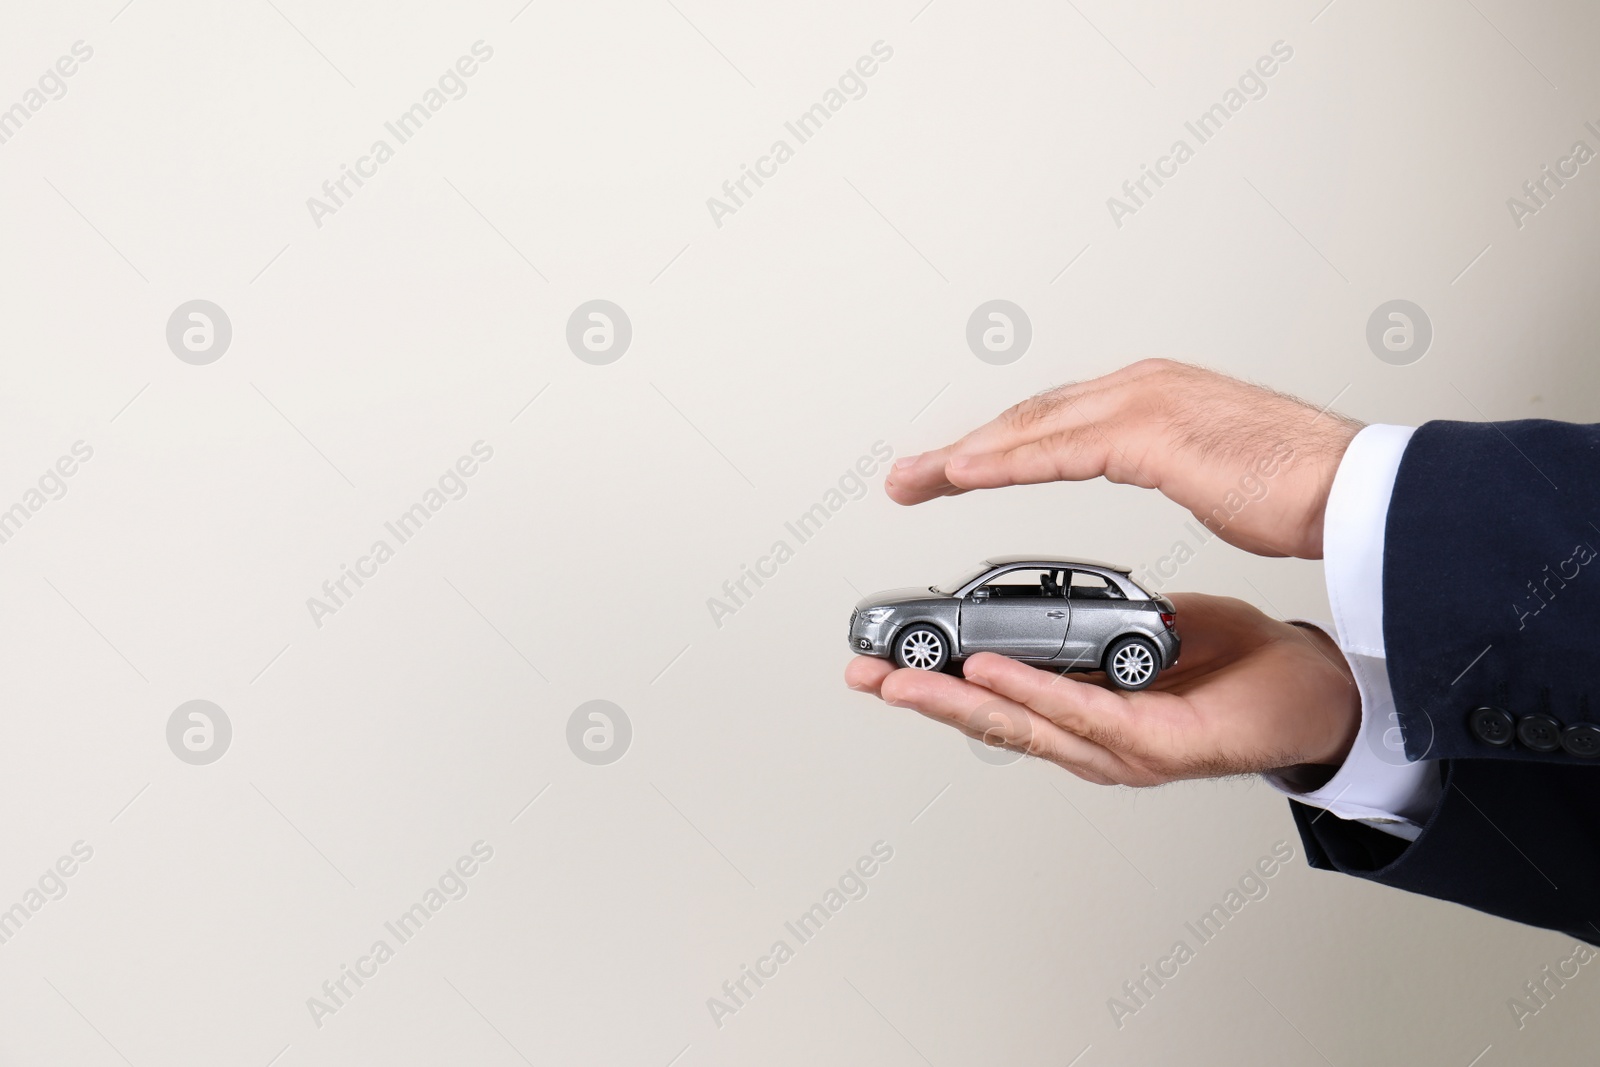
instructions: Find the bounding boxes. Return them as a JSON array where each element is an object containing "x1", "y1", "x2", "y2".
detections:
[{"x1": 1, "y1": 0, "x2": 1597, "y2": 1063}]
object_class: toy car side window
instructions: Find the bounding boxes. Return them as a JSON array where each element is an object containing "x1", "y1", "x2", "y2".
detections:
[
  {"x1": 978, "y1": 567, "x2": 1059, "y2": 599},
  {"x1": 1068, "y1": 571, "x2": 1124, "y2": 600}
]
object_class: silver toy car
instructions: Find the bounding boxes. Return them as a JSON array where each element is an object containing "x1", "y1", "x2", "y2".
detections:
[{"x1": 847, "y1": 556, "x2": 1179, "y2": 690}]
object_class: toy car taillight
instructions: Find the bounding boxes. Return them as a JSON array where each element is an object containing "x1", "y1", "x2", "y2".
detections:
[{"x1": 1159, "y1": 611, "x2": 1176, "y2": 630}]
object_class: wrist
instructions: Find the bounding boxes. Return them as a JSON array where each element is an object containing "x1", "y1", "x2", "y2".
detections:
[
  {"x1": 1288, "y1": 620, "x2": 1361, "y2": 767},
  {"x1": 1297, "y1": 417, "x2": 1363, "y2": 559}
]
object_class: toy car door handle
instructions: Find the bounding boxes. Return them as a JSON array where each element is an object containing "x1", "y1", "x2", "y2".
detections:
[{"x1": 1045, "y1": 609, "x2": 1066, "y2": 618}]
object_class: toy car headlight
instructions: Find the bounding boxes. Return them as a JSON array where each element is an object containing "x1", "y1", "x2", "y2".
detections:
[{"x1": 860, "y1": 607, "x2": 894, "y2": 624}]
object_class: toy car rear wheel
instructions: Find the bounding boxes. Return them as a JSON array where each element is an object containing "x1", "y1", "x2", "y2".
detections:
[
  {"x1": 893, "y1": 625, "x2": 949, "y2": 671},
  {"x1": 1104, "y1": 636, "x2": 1158, "y2": 690}
]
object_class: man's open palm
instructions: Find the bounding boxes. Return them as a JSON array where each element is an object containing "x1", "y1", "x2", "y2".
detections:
[{"x1": 844, "y1": 593, "x2": 1360, "y2": 785}]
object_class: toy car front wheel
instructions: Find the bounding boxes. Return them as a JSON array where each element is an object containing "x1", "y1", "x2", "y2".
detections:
[
  {"x1": 893, "y1": 625, "x2": 949, "y2": 671},
  {"x1": 1104, "y1": 636, "x2": 1159, "y2": 690}
]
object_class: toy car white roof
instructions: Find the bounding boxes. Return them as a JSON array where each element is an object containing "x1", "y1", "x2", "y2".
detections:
[{"x1": 982, "y1": 555, "x2": 1132, "y2": 574}]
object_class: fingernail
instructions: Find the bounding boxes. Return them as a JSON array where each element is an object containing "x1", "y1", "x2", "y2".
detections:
[
  {"x1": 948, "y1": 454, "x2": 971, "y2": 471},
  {"x1": 892, "y1": 454, "x2": 919, "y2": 470},
  {"x1": 847, "y1": 682, "x2": 867, "y2": 691}
]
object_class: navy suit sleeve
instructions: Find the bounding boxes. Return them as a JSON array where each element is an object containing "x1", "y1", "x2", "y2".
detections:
[{"x1": 1292, "y1": 419, "x2": 1600, "y2": 943}]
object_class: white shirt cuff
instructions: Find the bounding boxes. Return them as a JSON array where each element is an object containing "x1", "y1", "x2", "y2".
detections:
[{"x1": 1266, "y1": 425, "x2": 1441, "y2": 840}]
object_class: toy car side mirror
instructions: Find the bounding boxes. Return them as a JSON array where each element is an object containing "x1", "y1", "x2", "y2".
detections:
[{"x1": 971, "y1": 588, "x2": 991, "y2": 600}]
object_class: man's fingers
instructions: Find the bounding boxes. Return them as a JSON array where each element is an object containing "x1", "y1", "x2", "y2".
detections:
[
  {"x1": 876, "y1": 666, "x2": 1128, "y2": 780},
  {"x1": 882, "y1": 378, "x2": 1113, "y2": 505},
  {"x1": 883, "y1": 374, "x2": 1154, "y2": 505},
  {"x1": 879, "y1": 667, "x2": 1033, "y2": 746},
  {"x1": 884, "y1": 447, "x2": 969, "y2": 505},
  {"x1": 944, "y1": 371, "x2": 1131, "y2": 456},
  {"x1": 875, "y1": 663, "x2": 992, "y2": 727},
  {"x1": 943, "y1": 432, "x2": 1134, "y2": 492},
  {"x1": 960, "y1": 653, "x2": 1138, "y2": 752},
  {"x1": 885, "y1": 434, "x2": 1110, "y2": 503},
  {"x1": 843, "y1": 655, "x2": 895, "y2": 695}
]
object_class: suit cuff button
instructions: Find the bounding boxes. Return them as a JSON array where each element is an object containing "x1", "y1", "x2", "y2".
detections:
[
  {"x1": 1516, "y1": 714, "x2": 1563, "y2": 753},
  {"x1": 1560, "y1": 722, "x2": 1600, "y2": 758},
  {"x1": 1468, "y1": 706, "x2": 1515, "y2": 746}
]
